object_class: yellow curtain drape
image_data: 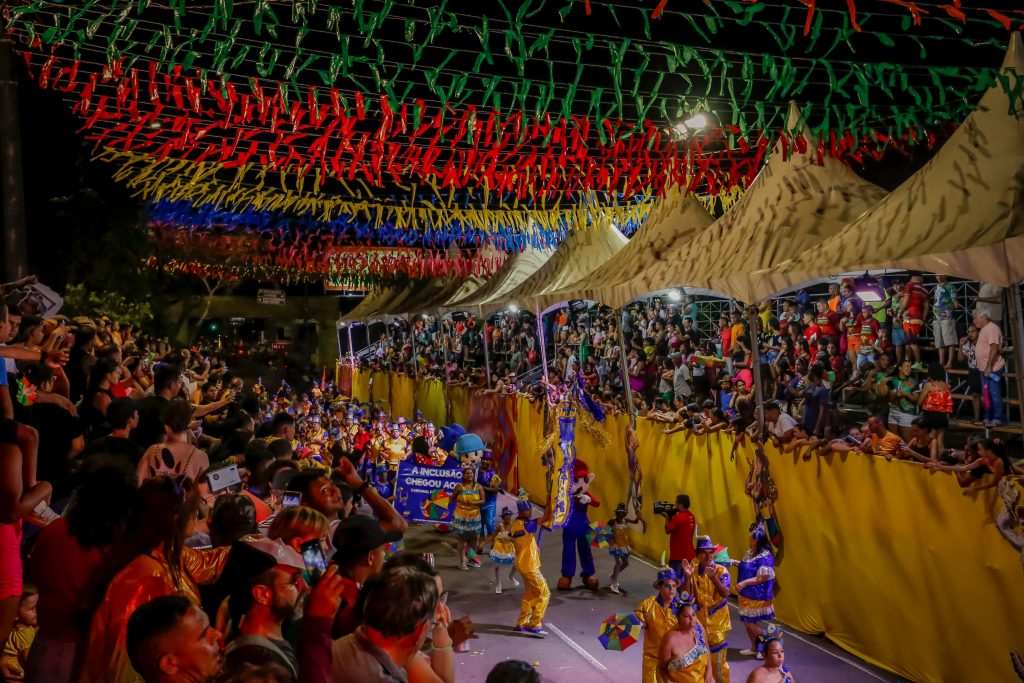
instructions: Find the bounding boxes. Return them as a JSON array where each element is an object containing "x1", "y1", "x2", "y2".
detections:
[{"x1": 342, "y1": 373, "x2": 1024, "y2": 683}]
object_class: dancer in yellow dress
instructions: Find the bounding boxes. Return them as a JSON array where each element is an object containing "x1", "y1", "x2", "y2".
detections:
[
  {"x1": 452, "y1": 467, "x2": 484, "y2": 570},
  {"x1": 485, "y1": 507, "x2": 520, "y2": 594},
  {"x1": 510, "y1": 492, "x2": 551, "y2": 636},
  {"x1": 683, "y1": 536, "x2": 732, "y2": 683},
  {"x1": 635, "y1": 568, "x2": 682, "y2": 683},
  {"x1": 608, "y1": 502, "x2": 641, "y2": 595},
  {"x1": 658, "y1": 595, "x2": 713, "y2": 683}
]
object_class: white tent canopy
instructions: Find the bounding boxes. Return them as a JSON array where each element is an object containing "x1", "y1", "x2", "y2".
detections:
[
  {"x1": 653, "y1": 101, "x2": 887, "y2": 304},
  {"x1": 443, "y1": 242, "x2": 555, "y2": 312},
  {"x1": 749, "y1": 33, "x2": 1024, "y2": 298},
  {"x1": 480, "y1": 217, "x2": 628, "y2": 315},
  {"x1": 536, "y1": 194, "x2": 713, "y2": 310}
]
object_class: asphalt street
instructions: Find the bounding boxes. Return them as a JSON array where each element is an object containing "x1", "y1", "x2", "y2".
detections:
[{"x1": 394, "y1": 497, "x2": 908, "y2": 683}]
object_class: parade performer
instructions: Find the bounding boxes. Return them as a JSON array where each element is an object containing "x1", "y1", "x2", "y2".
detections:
[
  {"x1": 486, "y1": 506, "x2": 519, "y2": 594},
  {"x1": 747, "y1": 625, "x2": 796, "y2": 683},
  {"x1": 608, "y1": 502, "x2": 641, "y2": 594},
  {"x1": 511, "y1": 491, "x2": 552, "y2": 636},
  {"x1": 683, "y1": 536, "x2": 732, "y2": 683},
  {"x1": 557, "y1": 459, "x2": 601, "y2": 591},
  {"x1": 452, "y1": 466, "x2": 485, "y2": 570},
  {"x1": 379, "y1": 422, "x2": 410, "y2": 475},
  {"x1": 373, "y1": 469, "x2": 394, "y2": 501},
  {"x1": 731, "y1": 522, "x2": 776, "y2": 657},
  {"x1": 658, "y1": 594, "x2": 713, "y2": 683},
  {"x1": 477, "y1": 450, "x2": 504, "y2": 542},
  {"x1": 635, "y1": 568, "x2": 681, "y2": 683}
]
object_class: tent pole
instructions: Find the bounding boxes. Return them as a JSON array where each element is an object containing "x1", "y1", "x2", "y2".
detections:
[
  {"x1": 346, "y1": 324, "x2": 354, "y2": 363},
  {"x1": 441, "y1": 314, "x2": 452, "y2": 383},
  {"x1": 1008, "y1": 284, "x2": 1024, "y2": 429},
  {"x1": 537, "y1": 308, "x2": 550, "y2": 383},
  {"x1": 481, "y1": 305, "x2": 492, "y2": 388},
  {"x1": 747, "y1": 305, "x2": 767, "y2": 436},
  {"x1": 618, "y1": 307, "x2": 638, "y2": 420},
  {"x1": 407, "y1": 314, "x2": 420, "y2": 417}
]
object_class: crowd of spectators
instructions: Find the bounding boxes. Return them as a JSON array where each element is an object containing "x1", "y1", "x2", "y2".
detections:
[
  {"x1": 353, "y1": 275, "x2": 1022, "y2": 487},
  {"x1": 0, "y1": 276, "x2": 552, "y2": 683}
]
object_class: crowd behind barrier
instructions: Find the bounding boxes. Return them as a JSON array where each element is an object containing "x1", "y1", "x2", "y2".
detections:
[
  {"x1": 347, "y1": 366, "x2": 1024, "y2": 683},
  {"x1": 348, "y1": 273, "x2": 1024, "y2": 466}
]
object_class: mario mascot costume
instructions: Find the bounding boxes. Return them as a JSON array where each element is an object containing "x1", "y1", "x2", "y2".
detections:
[{"x1": 557, "y1": 459, "x2": 600, "y2": 591}]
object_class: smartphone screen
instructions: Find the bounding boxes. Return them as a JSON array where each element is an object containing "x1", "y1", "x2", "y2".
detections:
[
  {"x1": 206, "y1": 464, "x2": 242, "y2": 494},
  {"x1": 282, "y1": 491, "x2": 301, "y2": 508},
  {"x1": 301, "y1": 539, "x2": 328, "y2": 585}
]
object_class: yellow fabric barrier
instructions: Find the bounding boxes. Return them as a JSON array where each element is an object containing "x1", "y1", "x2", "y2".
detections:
[
  {"x1": 389, "y1": 375, "x2": 416, "y2": 424},
  {"x1": 347, "y1": 373, "x2": 1024, "y2": 682},
  {"x1": 414, "y1": 378, "x2": 447, "y2": 426}
]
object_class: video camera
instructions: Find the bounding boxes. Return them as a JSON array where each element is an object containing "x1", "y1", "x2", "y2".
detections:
[{"x1": 653, "y1": 500, "x2": 676, "y2": 516}]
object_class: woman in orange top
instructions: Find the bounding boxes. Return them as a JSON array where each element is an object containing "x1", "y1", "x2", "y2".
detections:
[
  {"x1": 917, "y1": 363, "x2": 952, "y2": 453},
  {"x1": 79, "y1": 476, "x2": 228, "y2": 683}
]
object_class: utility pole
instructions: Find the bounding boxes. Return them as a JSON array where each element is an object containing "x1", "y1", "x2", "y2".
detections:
[{"x1": 0, "y1": 38, "x2": 28, "y2": 279}]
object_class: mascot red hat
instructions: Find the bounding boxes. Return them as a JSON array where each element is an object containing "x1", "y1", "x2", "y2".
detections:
[{"x1": 573, "y1": 459, "x2": 590, "y2": 480}]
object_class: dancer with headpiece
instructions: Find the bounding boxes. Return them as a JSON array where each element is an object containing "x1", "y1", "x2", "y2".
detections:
[
  {"x1": 731, "y1": 522, "x2": 777, "y2": 658},
  {"x1": 607, "y1": 501, "x2": 642, "y2": 595},
  {"x1": 511, "y1": 490, "x2": 552, "y2": 637},
  {"x1": 635, "y1": 568, "x2": 682, "y2": 683},
  {"x1": 659, "y1": 592, "x2": 713, "y2": 683},
  {"x1": 745, "y1": 625, "x2": 795, "y2": 683},
  {"x1": 682, "y1": 536, "x2": 732, "y2": 683},
  {"x1": 485, "y1": 506, "x2": 520, "y2": 594}
]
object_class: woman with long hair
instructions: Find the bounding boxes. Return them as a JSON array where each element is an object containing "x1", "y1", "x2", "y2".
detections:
[
  {"x1": 928, "y1": 437, "x2": 1013, "y2": 494},
  {"x1": 80, "y1": 358, "x2": 120, "y2": 439},
  {"x1": 25, "y1": 457, "x2": 137, "y2": 683},
  {"x1": 79, "y1": 475, "x2": 228, "y2": 683}
]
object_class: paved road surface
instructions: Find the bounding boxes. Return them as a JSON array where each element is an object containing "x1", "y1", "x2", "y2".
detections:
[{"x1": 395, "y1": 501, "x2": 908, "y2": 683}]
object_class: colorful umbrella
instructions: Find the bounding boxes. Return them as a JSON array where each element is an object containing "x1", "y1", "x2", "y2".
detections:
[
  {"x1": 420, "y1": 489, "x2": 452, "y2": 520},
  {"x1": 713, "y1": 545, "x2": 731, "y2": 565},
  {"x1": 588, "y1": 522, "x2": 612, "y2": 549},
  {"x1": 598, "y1": 613, "x2": 642, "y2": 652},
  {"x1": 384, "y1": 540, "x2": 404, "y2": 560}
]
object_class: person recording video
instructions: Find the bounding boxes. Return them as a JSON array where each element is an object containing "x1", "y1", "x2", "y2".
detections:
[{"x1": 658, "y1": 494, "x2": 696, "y2": 576}]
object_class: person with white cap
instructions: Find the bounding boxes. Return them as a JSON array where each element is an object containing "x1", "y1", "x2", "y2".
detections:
[{"x1": 222, "y1": 535, "x2": 308, "y2": 679}]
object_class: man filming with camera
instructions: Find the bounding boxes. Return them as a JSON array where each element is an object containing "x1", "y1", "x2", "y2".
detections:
[{"x1": 658, "y1": 494, "x2": 696, "y2": 576}]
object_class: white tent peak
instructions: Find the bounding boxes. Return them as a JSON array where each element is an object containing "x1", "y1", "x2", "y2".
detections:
[
  {"x1": 535, "y1": 193, "x2": 713, "y2": 310},
  {"x1": 745, "y1": 30, "x2": 1024, "y2": 297},
  {"x1": 480, "y1": 217, "x2": 627, "y2": 314},
  {"x1": 785, "y1": 100, "x2": 807, "y2": 134},
  {"x1": 1003, "y1": 31, "x2": 1022, "y2": 71}
]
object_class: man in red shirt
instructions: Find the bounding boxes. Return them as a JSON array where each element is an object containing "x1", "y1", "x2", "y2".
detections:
[
  {"x1": 801, "y1": 311, "x2": 820, "y2": 360},
  {"x1": 900, "y1": 276, "x2": 930, "y2": 369},
  {"x1": 663, "y1": 494, "x2": 696, "y2": 576}
]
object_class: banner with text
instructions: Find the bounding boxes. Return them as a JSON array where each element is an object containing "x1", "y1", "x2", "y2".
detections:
[{"x1": 394, "y1": 461, "x2": 463, "y2": 525}]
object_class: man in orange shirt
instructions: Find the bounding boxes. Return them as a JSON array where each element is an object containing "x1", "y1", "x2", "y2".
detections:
[{"x1": 858, "y1": 414, "x2": 904, "y2": 461}]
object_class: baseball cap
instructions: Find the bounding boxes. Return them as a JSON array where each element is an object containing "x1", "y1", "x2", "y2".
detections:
[
  {"x1": 239, "y1": 534, "x2": 305, "y2": 571},
  {"x1": 332, "y1": 514, "x2": 403, "y2": 564}
]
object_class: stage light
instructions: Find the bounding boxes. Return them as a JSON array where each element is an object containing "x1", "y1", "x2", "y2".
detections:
[
  {"x1": 667, "y1": 289, "x2": 682, "y2": 302},
  {"x1": 856, "y1": 288, "x2": 883, "y2": 303},
  {"x1": 674, "y1": 113, "x2": 709, "y2": 136},
  {"x1": 508, "y1": 304, "x2": 519, "y2": 313}
]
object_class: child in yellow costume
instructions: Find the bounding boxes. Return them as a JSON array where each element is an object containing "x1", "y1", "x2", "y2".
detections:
[
  {"x1": 510, "y1": 491, "x2": 551, "y2": 636},
  {"x1": 682, "y1": 536, "x2": 732, "y2": 683},
  {"x1": 634, "y1": 568, "x2": 682, "y2": 683}
]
